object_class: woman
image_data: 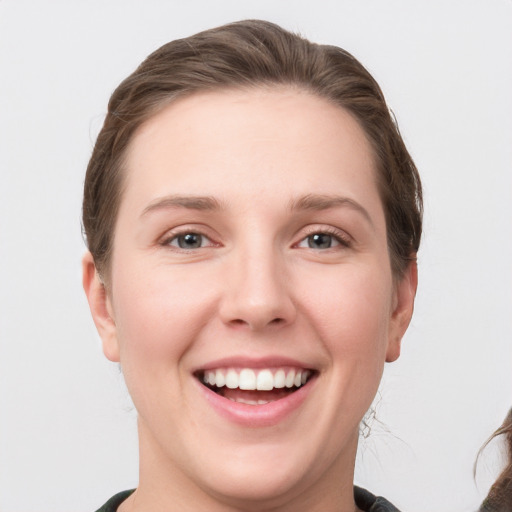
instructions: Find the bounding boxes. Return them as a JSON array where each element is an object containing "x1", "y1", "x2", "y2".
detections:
[{"x1": 82, "y1": 20, "x2": 422, "y2": 512}]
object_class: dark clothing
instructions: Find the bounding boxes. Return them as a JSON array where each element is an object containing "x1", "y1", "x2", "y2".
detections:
[
  {"x1": 95, "y1": 490, "x2": 134, "y2": 512},
  {"x1": 95, "y1": 486, "x2": 400, "y2": 511},
  {"x1": 354, "y1": 486, "x2": 401, "y2": 511}
]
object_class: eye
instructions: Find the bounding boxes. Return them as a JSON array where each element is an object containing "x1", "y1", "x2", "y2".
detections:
[
  {"x1": 304, "y1": 233, "x2": 339, "y2": 249},
  {"x1": 296, "y1": 229, "x2": 350, "y2": 250},
  {"x1": 166, "y1": 232, "x2": 212, "y2": 249}
]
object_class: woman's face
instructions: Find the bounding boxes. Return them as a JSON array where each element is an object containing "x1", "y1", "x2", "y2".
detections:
[{"x1": 84, "y1": 88, "x2": 416, "y2": 509}]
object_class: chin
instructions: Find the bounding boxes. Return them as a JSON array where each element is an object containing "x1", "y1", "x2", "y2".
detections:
[
  {"x1": 191, "y1": 437, "x2": 344, "y2": 509},
  {"x1": 201, "y1": 464, "x2": 309, "y2": 509}
]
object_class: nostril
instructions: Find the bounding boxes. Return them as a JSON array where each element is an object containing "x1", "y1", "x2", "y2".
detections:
[{"x1": 227, "y1": 317, "x2": 286, "y2": 330}]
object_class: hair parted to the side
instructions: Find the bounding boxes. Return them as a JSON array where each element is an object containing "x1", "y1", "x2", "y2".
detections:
[{"x1": 82, "y1": 19, "x2": 422, "y2": 283}]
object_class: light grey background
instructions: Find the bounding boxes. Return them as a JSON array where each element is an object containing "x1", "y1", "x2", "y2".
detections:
[{"x1": 1, "y1": 1, "x2": 511, "y2": 511}]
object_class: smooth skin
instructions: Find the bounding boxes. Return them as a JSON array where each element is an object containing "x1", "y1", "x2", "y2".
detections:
[{"x1": 83, "y1": 87, "x2": 417, "y2": 512}]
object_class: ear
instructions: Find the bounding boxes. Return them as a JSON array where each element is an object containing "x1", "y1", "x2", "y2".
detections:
[
  {"x1": 82, "y1": 252, "x2": 120, "y2": 362},
  {"x1": 386, "y1": 260, "x2": 418, "y2": 363}
]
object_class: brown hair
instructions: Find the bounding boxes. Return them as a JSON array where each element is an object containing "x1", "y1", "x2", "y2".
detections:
[
  {"x1": 82, "y1": 19, "x2": 422, "y2": 282},
  {"x1": 478, "y1": 409, "x2": 512, "y2": 512}
]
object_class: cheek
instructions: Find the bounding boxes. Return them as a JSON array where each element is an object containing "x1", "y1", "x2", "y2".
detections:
[
  {"x1": 302, "y1": 263, "x2": 393, "y2": 353},
  {"x1": 109, "y1": 263, "x2": 217, "y2": 385},
  {"x1": 284, "y1": 264, "x2": 394, "y2": 444},
  {"x1": 300, "y1": 263, "x2": 393, "y2": 404}
]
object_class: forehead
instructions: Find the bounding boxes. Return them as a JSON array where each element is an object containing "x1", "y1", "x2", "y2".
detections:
[{"x1": 121, "y1": 87, "x2": 382, "y2": 218}]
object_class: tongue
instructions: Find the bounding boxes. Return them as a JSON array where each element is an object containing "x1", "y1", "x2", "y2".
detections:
[{"x1": 220, "y1": 387, "x2": 295, "y2": 403}]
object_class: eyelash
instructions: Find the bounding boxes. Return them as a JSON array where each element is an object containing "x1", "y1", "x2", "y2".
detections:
[
  {"x1": 160, "y1": 228, "x2": 217, "y2": 251},
  {"x1": 159, "y1": 226, "x2": 352, "y2": 252},
  {"x1": 296, "y1": 226, "x2": 352, "y2": 250}
]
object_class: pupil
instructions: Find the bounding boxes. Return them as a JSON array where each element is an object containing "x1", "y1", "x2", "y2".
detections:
[
  {"x1": 309, "y1": 233, "x2": 331, "y2": 249},
  {"x1": 178, "y1": 233, "x2": 202, "y2": 249}
]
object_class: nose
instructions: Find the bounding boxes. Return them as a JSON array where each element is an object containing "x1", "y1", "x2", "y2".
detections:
[{"x1": 218, "y1": 245, "x2": 296, "y2": 331}]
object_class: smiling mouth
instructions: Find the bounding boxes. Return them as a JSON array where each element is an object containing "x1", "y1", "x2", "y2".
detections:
[{"x1": 197, "y1": 367, "x2": 315, "y2": 405}]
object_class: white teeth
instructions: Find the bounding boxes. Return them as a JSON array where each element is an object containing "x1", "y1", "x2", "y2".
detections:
[
  {"x1": 215, "y1": 369, "x2": 226, "y2": 388},
  {"x1": 202, "y1": 367, "x2": 312, "y2": 391},
  {"x1": 256, "y1": 369, "x2": 274, "y2": 390},
  {"x1": 207, "y1": 371, "x2": 216, "y2": 386},
  {"x1": 227, "y1": 397, "x2": 272, "y2": 405},
  {"x1": 239, "y1": 369, "x2": 256, "y2": 390},
  {"x1": 274, "y1": 369, "x2": 286, "y2": 388},
  {"x1": 225, "y1": 369, "x2": 239, "y2": 389}
]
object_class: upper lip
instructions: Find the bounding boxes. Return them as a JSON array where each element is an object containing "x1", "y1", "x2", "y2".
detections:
[{"x1": 193, "y1": 355, "x2": 315, "y2": 373}]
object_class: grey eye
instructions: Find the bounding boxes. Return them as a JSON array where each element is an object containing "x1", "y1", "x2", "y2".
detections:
[
  {"x1": 307, "y1": 233, "x2": 335, "y2": 249},
  {"x1": 175, "y1": 233, "x2": 204, "y2": 249}
]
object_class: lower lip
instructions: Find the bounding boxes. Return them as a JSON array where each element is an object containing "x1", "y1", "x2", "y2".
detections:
[{"x1": 195, "y1": 377, "x2": 316, "y2": 428}]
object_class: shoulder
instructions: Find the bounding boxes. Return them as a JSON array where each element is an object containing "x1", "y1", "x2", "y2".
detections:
[
  {"x1": 354, "y1": 486, "x2": 401, "y2": 512},
  {"x1": 94, "y1": 490, "x2": 135, "y2": 512}
]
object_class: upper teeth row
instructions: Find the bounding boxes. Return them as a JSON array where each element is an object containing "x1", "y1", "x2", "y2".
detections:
[{"x1": 202, "y1": 368, "x2": 311, "y2": 391}]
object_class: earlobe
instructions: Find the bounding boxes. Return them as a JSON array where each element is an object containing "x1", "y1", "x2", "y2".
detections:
[
  {"x1": 386, "y1": 260, "x2": 418, "y2": 363},
  {"x1": 82, "y1": 252, "x2": 120, "y2": 362}
]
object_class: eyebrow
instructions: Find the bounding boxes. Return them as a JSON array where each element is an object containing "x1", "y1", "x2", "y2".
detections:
[
  {"x1": 289, "y1": 194, "x2": 373, "y2": 226},
  {"x1": 140, "y1": 193, "x2": 373, "y2": 226},
  {"x1": 141, "y1": 195, "x2": 223, "y2": 217}
]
